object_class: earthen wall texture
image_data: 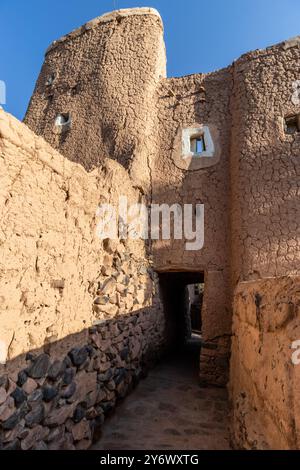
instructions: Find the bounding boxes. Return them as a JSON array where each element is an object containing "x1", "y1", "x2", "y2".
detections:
[
  {"x1": 230, "y1": 276, "x2": 300, "y2": 449},
  {"x1": 5, "y1": 7, "x2": 300, "y2": 448},
  {"x1": 153, "y1": 71, "x2": 233, "y2": 385},
  {"x1": 24, "y1": 9, "x2": 166, "y2": 192},
  {"x1": 0, "y1": 110, "x2": 165, "y2": 450},
  {"x1": 229, "y1": 41, "x2": 300, "y2": 448},
  {"x1": 230, "y1": 42, "x2": 300, "y2": 284},
  {"x1": 25, "y1": 9, "x2": 233, "y2": 387}
]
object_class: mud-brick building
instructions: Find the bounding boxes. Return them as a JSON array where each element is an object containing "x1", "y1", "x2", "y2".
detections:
[{"x1": 0, "y1": 7, "x2": 299, "y2": 450}]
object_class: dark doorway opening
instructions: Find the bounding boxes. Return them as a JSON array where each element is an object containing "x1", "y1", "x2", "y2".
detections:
[{"x1": 158, "y1": 271, "x2": 204, "y2": 376}]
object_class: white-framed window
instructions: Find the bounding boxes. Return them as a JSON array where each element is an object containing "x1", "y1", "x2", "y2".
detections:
[
  {"x1": 182, "y1": 126, "x2": 215, "y2": 158},
  {"x1": 55, "y1": 113, "x2": 71, "y2": 127}
]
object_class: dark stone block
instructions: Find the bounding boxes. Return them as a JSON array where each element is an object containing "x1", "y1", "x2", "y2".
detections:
[
  {"x1": 63, "y1": 355, "x2": 72, "y2": 368},
  {"x1": 85, "y1": 345, "x2": 94, "y2": 356},
  {"x1": 11, "y1": 387, "x2": 27, "y2": 407},
  {"x1": 60, "y1": 382, "x2": 76, "y2": 399},
  {"x1": 47, "y1": 360, "x2": 65, "y2": 381},
  {"x1": 114, "y1": 368, "x2": 126, "y2": 386},
  {"x1": 3, "y1": 439, "x2": 21, "y2": 450},
  {"x1": 120, "y1": 348, "x2": 129, "y2": 360},
  {"x1": 68, "y1": 347, "x2": 88, "y2": 367},
  {"x1": 32, "y1": 441, "x2": 48, "y2": 450},
  {"x1": 98, "y1": 369, "x2": 113, "y2": 382},
  {"x1": 62, "y1": 368, "x2": 75, "y2": 385},
  {"x1": 28, "y1": 389, "x2": 43, "y2": 403},
  {"x1": 17, "y1": 370, "x2": 28, "y2": 387},
  {"x1": 26, "y1": 352, "x2": 36, "y2": 362},
  {"x1": 42, "y1": 385, "x2": 58, "y2": 402},
  {"x1": 73, "y1": 405, "x2": 86, "y2": 423},
  {"x1": 3, "y1": 411, "x2": 21, "y2": 430},
  {"x1": 27, "y1": 354, "x2": 50, "y2": 379},
  {"x1": 100, "y1": 401, "x2": 114, "y2": 415},
  {"x1": 25, "y1": 403, "x2": 45, "y2": 427}
]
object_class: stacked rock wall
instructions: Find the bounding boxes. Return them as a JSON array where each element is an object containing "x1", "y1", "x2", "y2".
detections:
[{"x1": 0, "y1": 110, "x2": 165, "y2": 449}]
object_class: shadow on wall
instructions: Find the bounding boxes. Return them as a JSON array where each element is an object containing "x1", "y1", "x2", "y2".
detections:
[{"x1": 0, "y1": 306, "x2": 165, "y2": 451}]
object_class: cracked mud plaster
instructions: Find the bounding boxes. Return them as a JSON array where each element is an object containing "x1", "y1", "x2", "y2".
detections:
[{"x1": 1, "y1": 7, "x2": 299, "y2": 448}]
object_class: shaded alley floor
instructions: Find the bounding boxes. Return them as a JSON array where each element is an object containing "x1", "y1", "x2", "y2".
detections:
[{"x1": 92, "y1": 338, "x2": 231, "y2": 450}]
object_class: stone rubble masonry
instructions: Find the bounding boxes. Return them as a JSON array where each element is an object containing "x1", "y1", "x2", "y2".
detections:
[
  {"x1": 1, "y1": 6, "x2": 300, "y2": 449},
  {"x1": 0, "y1": 110, "x2": 165, "y2": 449}
]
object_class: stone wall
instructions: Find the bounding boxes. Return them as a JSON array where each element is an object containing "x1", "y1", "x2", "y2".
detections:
[
  {"x1": 229, "y1": 276, "x2": 300, "y2": 449},
  {"x1": 0, "y1": 110, "x2": 165, "y2": 449}
]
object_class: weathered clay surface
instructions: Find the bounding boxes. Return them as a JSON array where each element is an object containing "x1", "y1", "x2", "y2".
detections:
[
  {"x1": 0, "y1": 110, "x2": 164, "y2": 449},
  {"x1": 1, "y1": 6, "x2": 300, "y2": 449},
  {"x1": 230, "y1": 276, "x2": 300, "y2": 449}
]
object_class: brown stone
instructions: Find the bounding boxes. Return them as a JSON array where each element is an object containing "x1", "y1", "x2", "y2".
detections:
[
  {"x1": 72, "y1": 418, "x2": 91, "y2": 441},
  {"x1": 73, "y1": 371, "x2": 97, "y2": 403},
  {"x1": 0, "y1": 397, "x2": 16, "y2": 422},
  {"x1": 44, "y1": 404, "x2": 75, "y2": 427},
  {"x1": 23, "y1": 378, "x2": 38, "y2": 395},
  {"x1": 21, "y1": 425, "x2": 49, "y2": 450},
  {"x1": 0, "y1": 387, "x2": 7, "y2": 405}
]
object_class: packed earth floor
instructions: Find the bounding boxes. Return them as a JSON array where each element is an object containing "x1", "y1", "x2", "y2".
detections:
[{"x1": 92, "y1": 338, "x2": 231, "y2": 451}]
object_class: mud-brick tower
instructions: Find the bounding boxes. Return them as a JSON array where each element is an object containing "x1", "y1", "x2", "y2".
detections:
[{"x1": 25, "y1": 8, "x2": 166, "y2": 190}]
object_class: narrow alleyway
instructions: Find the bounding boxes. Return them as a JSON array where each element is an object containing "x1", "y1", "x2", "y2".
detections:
[{"x1": 92, "y1": 338, "x2": 231, "y2": 450}]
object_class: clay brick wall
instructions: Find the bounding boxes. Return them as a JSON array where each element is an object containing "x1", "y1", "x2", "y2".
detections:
[
  {"x1": 152, "y1": 71, "x2": 233, "y2": 385},
  {"x1": 230, "y1": 276, "x2": 300, "y2": 449},
  {"x1": 229, "y1": 39, "x2": 300, "y2": 449},
  {"x1": 0, "y1": 110, "x2": 165, "y2": 450},
  {"x1": 230, "y1": 41, "x2": 300, "y2": 284},
  {"x1": 24, "y1": 8, "x2": 233, "y2": 386},
  {"x1": 8, "y1": 6, "x2": 300, "y2": 447},
  {"x1": 24, "y1": 8, "x2": 166, "y2": 192}
]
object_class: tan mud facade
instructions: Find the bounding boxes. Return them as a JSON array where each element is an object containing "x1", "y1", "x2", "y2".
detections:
[
  {"x1": 0, "y1": 7, "x2": 299, "y2": 449},
  {"x1": 0, "y1": 111, "x2": 164, "y2": 449}
]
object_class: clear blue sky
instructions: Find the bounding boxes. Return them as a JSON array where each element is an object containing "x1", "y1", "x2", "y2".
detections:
[{"x1": 1, "y1": 0, "x2": 300, "y2": 120}]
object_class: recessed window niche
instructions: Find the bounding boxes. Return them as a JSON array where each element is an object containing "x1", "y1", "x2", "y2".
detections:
[
  {"x1": 55, "y1": 113, "x2": 72, "y2": 131},
  {"x1": 182, "y1": 126, "x2": 215, "y2": 158},
  {"x1": 284, "y1": 114, "x2": 300, "y2": 135}
]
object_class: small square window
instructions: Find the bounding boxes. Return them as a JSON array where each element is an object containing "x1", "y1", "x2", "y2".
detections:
[
  {"x1": 285, "y1": 114, "x2": 300, "y2": 135},
  {"x1": 182, "y1": 126, "x2": 215, "y2": 159},
  {"x1": 190, "y1": 135, "x2": 206, "y2": 154}
]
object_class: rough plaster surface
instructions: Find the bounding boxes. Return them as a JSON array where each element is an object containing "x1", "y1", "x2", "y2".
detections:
[
  {"x1": 230, "y1": 276, "x2": 300, "y2": 449},
  {"x1": 25, "y1": 9, "x2": 166, "y2": 191},
  {"x1": 0, "y1": 109, "x2": 163, "y2": 365},
  {"x1": 0, "y1": 110, "x2": 166, "y2": 449},
  {"x1": 2, "y1": 7, "x2": 300, "y2": 448}
]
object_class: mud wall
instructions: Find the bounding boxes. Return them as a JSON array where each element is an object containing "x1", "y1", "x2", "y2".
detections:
[
  {"x1": 230, "y1": 39, "x2": 300, "y2": 284},
  {"x1": 229, "y1": 38, "x2": 300, "y2": 449},
  {"x1": 152, "y1": 70, "x2": 233, "y2": 386},
  {"x1": 230, "y1": 276, "x2": 300, "y2": 449},
  {"x1": 0, "y1": 110, "x2": 165, "y2": 450},
  {"x1": 24, "y1": 8, "x2": 233, "y2": 387},
  {"x1": 24, "y1": 8, "x2": 166, "y2": 191}
]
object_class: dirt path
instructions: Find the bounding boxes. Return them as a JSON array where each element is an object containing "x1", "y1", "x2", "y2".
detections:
[{"x1": 92, "y1": 340, "x2": 230, "y2": 451}]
